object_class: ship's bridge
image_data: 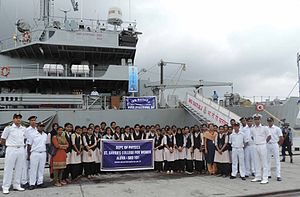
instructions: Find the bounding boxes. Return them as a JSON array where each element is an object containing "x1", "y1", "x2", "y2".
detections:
[{"x1": 0, "y1": 17, "x2": 139, "y2": 64}]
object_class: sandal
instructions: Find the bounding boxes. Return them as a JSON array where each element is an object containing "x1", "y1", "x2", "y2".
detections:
[{"x1": 54, "y1": 182, "x2": 62, "y2": 187}]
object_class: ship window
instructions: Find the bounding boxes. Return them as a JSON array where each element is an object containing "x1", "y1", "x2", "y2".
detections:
[
  {"x1": 6, "y1": 97, "x2": 8, "y2": 101},
  {"x1": 10, "y1": 97, "x2": 13, "y2": 101},
  {"x1": 1, "y1": 97, "x2": 3, "y2": 101},
  {"x1": 49, "y1": 31, "x2": 55, "y2": 38},
  {"x1": 15, "y1": 97, "x2": 18, "y2": 101}
]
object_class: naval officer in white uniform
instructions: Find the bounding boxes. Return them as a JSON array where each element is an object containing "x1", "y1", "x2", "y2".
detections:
[
  {"x1": 21, "y1": 115, "x2": 37, "y2": 188},
  {"x1": 1, "y1": 114, "x2": 26, "y2": 194},
  {"x1": 251, "y1": 114, "x2": 271, "y2": 184},
  {"x1": 266, "y1": 117, "x2": 283, "y2": 181},
  {"x1": 27, "y1": 122, "x2": 48, "y2": 190}
]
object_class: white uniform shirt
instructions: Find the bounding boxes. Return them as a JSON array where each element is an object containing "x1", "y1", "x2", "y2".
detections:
[
  {"x1": 183, "y1": 133, "x2": 194, "y2": 147},
  {"x1": 24, "y1": 126, "x2": 37, "y2": 144},
  {"x1": 83, "y1": 134, "x2": 97, "y2": 147},
  {"x1": 121, "y1": 133, "x2": 133, "y2": 141},
  {"x1": 241, "y1": 125, "x2": 254, "y2": 145},
  {"x1": 1, "y1": 124, "x2": 26, "y2": 147},
  {"x1": 250, "y1": 124, "x2": 271, "y2": 145},
  {"x1": 267, "y1": 125, "x2": 283, "y2": 144},
  {"x1": 229, "y1": 131, "x2": 248, "y2": 148},
  {"x1": 27, "y1": 131, "x2": 48, "y2": 152}
]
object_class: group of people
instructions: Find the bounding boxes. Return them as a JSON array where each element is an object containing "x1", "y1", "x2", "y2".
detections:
[{"x1": 0, "y1": 113, "x2": 294, "y2": 194}]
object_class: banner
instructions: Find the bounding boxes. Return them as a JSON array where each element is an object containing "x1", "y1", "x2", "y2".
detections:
[
  {"x1": 101, "y1": 139, "x2": 154, "y2": 171},
  {"x1": 124, "y1": 96, "x2": 157, "y2": 110},
  {"x1": 187, "y1": 94, "x2": 240, "y2": 126},
  {"x1": 128, "y1": 66, "x2": 138, "y2": 92}
]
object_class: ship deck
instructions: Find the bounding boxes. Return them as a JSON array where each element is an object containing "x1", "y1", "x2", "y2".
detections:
[{"x1": 0, "y1": 155, "x2": 299, "y2": 197}]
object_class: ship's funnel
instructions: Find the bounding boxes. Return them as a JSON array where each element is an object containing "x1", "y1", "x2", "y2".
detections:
[{"x1": 107, "y1": 7, "x2": 123, "y2": 26}]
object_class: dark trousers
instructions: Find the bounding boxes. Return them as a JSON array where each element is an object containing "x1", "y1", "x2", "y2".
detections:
[
  {"x1": 218, "y1": 163, "x2": 230, "y2": 176},
  {"x1": 93, "y1": 163, "x2": 101, "y2": 174},
  {"x1": 154, "y1": 161, "x2": 163, "y2": 172},
  {"x1": 185, "y1": 159, "x2": 193, "y2": 172},
  {"x1": 282, "y1": 143, "x2": 293, "y2": 157},
  {"x1": 194, "y1": 160, "x2": 204, "y2": 172},
  {"x1": 175, "y1": 159, "x2": 185, "y2": 172},
  {"x1": 62, "y1": 164, "x2": 71, "y2": 180},
  {"x1": 164, "y1": 161, "x2": 174, "y2": 171},
  {"x1": 71, "y1": 163, "x2": 83, "y2": 180},
  {"x1": 83, "y1": 162, "x2": 94, "y2": 176}
]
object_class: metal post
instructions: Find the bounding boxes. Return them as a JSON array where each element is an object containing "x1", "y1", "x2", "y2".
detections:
[
  {"x1": 297, "y1": 53, "x2": 300, "y2": 97},
  {"x1": 159, "y1": 60, "x2": 165, "y2": 107}
]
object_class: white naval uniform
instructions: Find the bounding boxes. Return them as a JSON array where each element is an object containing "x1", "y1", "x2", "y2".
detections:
[
  {"x1": 1, "y1": 124, "x2": 26, "y2": 190},
  {"x1": 241, "y1": 125, "x2": 256, "y2": 176},
  {"x1": 266, "y1": 125, "x2": 283, "y2": 178},
  {"x1": 229, "y1": 131, "x2": 247, "y2": 177},
  {"x1": 27, "y1": 130, "x2": 48, "y2": 186},
  {"x1": 22, "y1": 126, "x2": 37, "y2": 185},
  {"x1": 251, "y1": 124, "x2": 271, "y2": 182}
]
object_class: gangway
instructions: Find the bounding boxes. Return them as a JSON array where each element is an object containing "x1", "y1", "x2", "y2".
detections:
[{"x1": 183, "y1": 93, "x2": 241, "y2": 126}]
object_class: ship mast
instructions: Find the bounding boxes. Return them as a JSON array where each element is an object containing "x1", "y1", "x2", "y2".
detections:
[
  {"x1": 40, "y1": 0, "x2": 50, "y2": 27},
  {"x1": 297, "y1": 52, "x2": 300, "y2": 97}
]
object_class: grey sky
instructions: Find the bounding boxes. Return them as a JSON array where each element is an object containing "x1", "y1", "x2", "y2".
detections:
[{"x1": 1, "y1": 0, "x2": 300, "y2": 100}]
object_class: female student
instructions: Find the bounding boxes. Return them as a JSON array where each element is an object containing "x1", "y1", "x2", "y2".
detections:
[
  {"x1": 193, "y1": 125, "x2": 204, "y2": 174},
  {"x1": 70, "y1": 126, "x2": 83, "y2": 181},
  {"x1": 154, "y1": 129, "x2": 164, "y2": 172},
  {"x1": 163, "y1": 127, "x2": 176, "y2": 174},
  {"x1": 52, "y1": 126, "x2": 69, "y2": 187},
  {"x1": 204, "y1": 123, "x2": 217, "y2": 175},
  {"x1": 82, "y1": 127, "x2": 97, "y2": 179},
  {"x1": 175, "y1": 128, "x2": 185, "y2": 173}
]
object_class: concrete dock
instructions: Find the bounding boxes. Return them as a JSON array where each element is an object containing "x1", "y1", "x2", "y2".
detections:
[{"x1": 0, "y1": 156, "x2": 299, "y2": 197}]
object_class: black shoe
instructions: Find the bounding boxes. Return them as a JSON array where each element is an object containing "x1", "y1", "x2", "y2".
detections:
[
  {"x1": 28, "y1": 185, "x2": 35, "y2": 190},
  {"x1": 245, "y1": 175, "x2": 249, "y2": 178},
  {"x1": 268, "y1": 176, "x2": 271, "y2": 179},
  {"x1": 290, "y1": 158, "x2": 293, "y2": 163},
  {"x1": 241, "y1": 177, "x2": 246, "y2": 180},
  {"x1": 36, "y1": 184, "x2": 46, "y2": 188},
  {"x1": 251, "y1": 173, "x2": 255, "y2": 177},
  {"x1": 281, "y1": 159, "x2": 285, "y2": 162},
  {"x1": 230, "y1": 176, "x2": 236, "y2": 179},
  {"x1": 277, "y1": 177, "x2": 282, "y2": 181},
  {"x1": 21, "y1": 183, "x2": 29, "y2": 189}
]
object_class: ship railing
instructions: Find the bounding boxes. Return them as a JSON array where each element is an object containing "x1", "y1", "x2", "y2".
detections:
[
  {"x1": 0, "y1": 63, "x2": 110, "y2": 80},
  {"x1": 0, "y1": 29, "x2": 46, "y2": 52},
  {"x1": 45, "y1": 16, "x2": 137, "y2": 32},
  {"x1": 0, "y1": 93, "x2": 84, "y2": 110}
]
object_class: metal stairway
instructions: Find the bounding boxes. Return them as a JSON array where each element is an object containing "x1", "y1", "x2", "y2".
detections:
[
  {"x1": 182, "y1": 93, "x2": 241, "y2": 126},
  {"x1": 181, "y1": 102, "x2": 209, "y2": 124}
]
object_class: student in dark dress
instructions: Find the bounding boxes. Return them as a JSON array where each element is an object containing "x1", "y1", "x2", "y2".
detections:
[
  {"x1": 175, "y1": 128, "x2": 185, "y2": 173},
  {"x1": 99, "y1": 122, "x2": 106, "y2": 137},
  {"x1": 133, "y1": 124, "x2": 143, "y2": 140},
  {"x1": 164, "y1": 128, "x2": 176, "y2": 174},
  {"x1": 121, "y1": 126, "x2": 134, "y2": 141},
  {"x1": 93, "y1": 125, "x2": 101, "y2": 175},
  {"x1": 146, "y1": 125, "x2": 156, "y2": 139},
  {"x1": 70, "y1": 126, "x2": 83, "y2": 181},
  {"x1": 154, "y1": 129, "x2": 164, "y2": 172},
  {"x1": 214, "y1": 126, "x2": 231, "y2": 177},
  {"x1": 82, "y1": 127, "x2": 97, "y2": 179},
  {"x1": 184, "y1": 126, "x2": 194, "y2": 174},
  {"x1": 204, "y1": 123, "x2": 217, "y2": 175},
  {"x1": 193, "y1": 125, "x2": 204, "y2": 174},
  {"x1": 113, "y1": 126, "x2": 121, "y2": 140}
]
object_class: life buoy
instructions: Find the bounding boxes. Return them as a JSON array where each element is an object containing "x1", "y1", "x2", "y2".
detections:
[
  {"x1": 22, "y1": 32, "x2": 31, "y2": 44},
  {"x1": 1, "y1": 66, "x2": 10, "y2": 77},
  {"x1": 256, "y1": 103, "x2": 264, "y2": 111}
]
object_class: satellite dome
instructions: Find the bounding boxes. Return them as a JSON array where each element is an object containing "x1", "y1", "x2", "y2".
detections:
[
  {"x1": 107, "y1": 7, "x2": 123, "y2": 26},
  {"x1": 16, "y1": 19, "x2": 31, "y2": 33}
]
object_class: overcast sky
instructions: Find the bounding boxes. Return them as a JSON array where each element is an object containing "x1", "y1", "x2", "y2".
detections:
[{"x1": 1, "y1": 0, "x2": 300, "y2": 100}]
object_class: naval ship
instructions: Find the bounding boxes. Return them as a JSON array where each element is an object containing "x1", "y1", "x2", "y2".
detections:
[{"x1": 0, "y1": 0, "x2": 300, "y2": 135}]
